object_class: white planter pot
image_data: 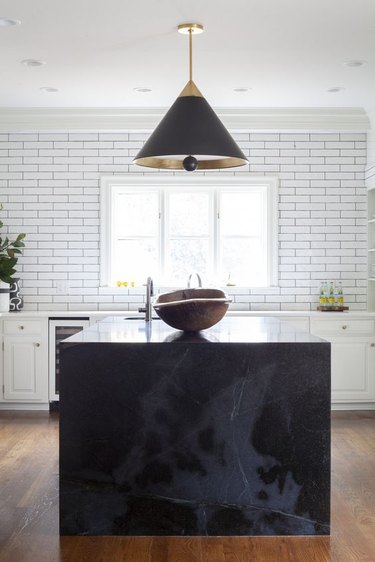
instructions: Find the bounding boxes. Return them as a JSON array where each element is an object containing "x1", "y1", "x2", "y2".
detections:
[{"x1": 0, "y1": 281, "x2": 10, "y2": 312}]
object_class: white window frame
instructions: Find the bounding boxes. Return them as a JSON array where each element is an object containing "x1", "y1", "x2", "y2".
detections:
[{"x1": 100, "y1": 174, "x2": 278, "y2": 287}]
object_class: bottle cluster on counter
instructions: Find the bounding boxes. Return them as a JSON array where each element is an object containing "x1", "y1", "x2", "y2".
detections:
[
  {"x1": 116, "y1": 280, "x2": 136, "y2": 288},
  {"x1": 319, "y1": 281, "x2": 344, "y2": 307}
]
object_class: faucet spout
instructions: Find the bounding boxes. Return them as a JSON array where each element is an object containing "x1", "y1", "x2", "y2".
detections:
[
  {"x1": 138, "y1": 277, "x2": 154, "y2": 321},
  {"x1": 187, "y1": 272, "x2": 202, "y2": 289},
  {"x1": 145, "y1": 276, "x2": 154, "y2": 322}
]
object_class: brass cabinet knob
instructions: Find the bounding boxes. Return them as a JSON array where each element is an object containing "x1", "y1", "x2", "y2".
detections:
[
  {"x1": 371, "y1": 343, "x2": 375, "y2": 347},
  {"x1": 35, "y1": 342, "x2": 40, "y2": 347},
  {"x1": 19, "y1": 325, "x2": 24, "y2": 330},
  {"x1": 342, "y1": 325, "x2": 347, "y2": 330}
]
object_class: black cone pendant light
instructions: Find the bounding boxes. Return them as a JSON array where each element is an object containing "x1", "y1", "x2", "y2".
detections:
[{"x1": 133, "y1": 23, "x2": 248, "y2": 171}]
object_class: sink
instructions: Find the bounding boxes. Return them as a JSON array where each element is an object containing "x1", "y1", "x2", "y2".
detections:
[
  {"x1": 153, "y1": 288, "x2": 231, "y2": 332},
  {"x1": 124, "y1": 316, "x2": 160, "y2": 320}
]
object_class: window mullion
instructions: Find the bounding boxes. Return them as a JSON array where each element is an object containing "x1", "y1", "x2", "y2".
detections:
[
  {"x1": 214, "y1": 190, "x2": 220, "y2": 283},
  {"x1": 159, "y1": 189, "x2": 165, "y2": 283}
]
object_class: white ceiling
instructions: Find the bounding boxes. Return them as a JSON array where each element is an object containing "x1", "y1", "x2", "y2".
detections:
[{"x1": 1, "y1": 0, "x2": 375, "y2": 110}]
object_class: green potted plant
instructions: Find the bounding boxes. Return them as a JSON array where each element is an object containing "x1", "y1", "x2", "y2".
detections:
[{"x1": 0, "y1": 207, "x2": 26, "y2": 312}]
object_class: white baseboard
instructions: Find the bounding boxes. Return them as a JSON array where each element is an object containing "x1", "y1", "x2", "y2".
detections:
[
  {"x1": 0, "y1": 403, "x2": 50, "y2": 411},
  {"x1": 331, "y1": 403, "x2": 375, "y2": 410},
  {"x1": 0, "y1": 402, "x2": 373, "y2": 412}
]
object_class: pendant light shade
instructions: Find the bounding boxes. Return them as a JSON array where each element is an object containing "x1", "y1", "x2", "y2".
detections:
[{"x1": 133, "y1": 24, "x2": 248, "y2": 171}]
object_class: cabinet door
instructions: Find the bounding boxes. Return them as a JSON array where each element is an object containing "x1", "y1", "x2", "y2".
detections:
[
  {"x1": 3, "y1": 336, "x2": 45, "y2": 401},
  {"x1": 331, "y1": 339, "x2": 375, "y2": 402}
]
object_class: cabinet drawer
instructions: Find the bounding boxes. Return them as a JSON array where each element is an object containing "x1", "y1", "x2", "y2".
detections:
[
  {"x1": 311, "y1": 318, "x2": 375, "y2": 337},
  {"x1": 3, "y1": 319, "x2": 43, "y2": 335}
]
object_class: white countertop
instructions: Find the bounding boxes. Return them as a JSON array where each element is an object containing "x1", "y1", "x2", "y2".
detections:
[{"x1": 0, "y1": 309, "x2": 375, "y2": 319}]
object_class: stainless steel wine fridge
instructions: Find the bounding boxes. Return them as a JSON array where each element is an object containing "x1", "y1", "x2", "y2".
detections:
[{"x1": 49, "y1": 318, "x2": 90, "y2": 401}]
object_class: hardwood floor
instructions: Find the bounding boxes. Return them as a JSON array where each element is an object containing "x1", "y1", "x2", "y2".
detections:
[{"x1": 0, "y1": 411, "x2": 374, "y2": 562}]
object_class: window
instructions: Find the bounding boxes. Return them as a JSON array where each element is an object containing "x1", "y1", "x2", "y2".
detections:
[{"x1": 100, "y1": 175, "x2": 278, "y2": 287}]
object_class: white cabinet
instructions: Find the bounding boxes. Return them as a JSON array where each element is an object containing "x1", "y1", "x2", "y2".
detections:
[
  {"x1": 3, "y1": 336, "x2": 43, "y2": 400},
  {"x1": 368, "y1": 186, "x2": 375, "y2": 311},
  {"x1": 330, "y1": 339, "x2": 375, "y2": 402},
  {"x1": 311, "y1": 318, "x2": 374, "y2": 337},
  {"x1": 1, "y1": 318, "x2": 48, "y2": 404},
  {"x1": 311, "y1": 318, "x2": 375, "y2": 407}
]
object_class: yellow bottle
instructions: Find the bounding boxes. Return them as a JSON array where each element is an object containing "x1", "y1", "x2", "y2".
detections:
[
  {"x1": 319, "y1": 282, "x2": 326, "y2": 305},
  {"x1": 337, "y1": 282, "x2": 344, "y2": 306},
  {"x1": 328, "y1": 282, "x2": 335, "y2": 306}
]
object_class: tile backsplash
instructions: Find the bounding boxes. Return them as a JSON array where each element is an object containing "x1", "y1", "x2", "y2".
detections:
[{"x1": 0, "y1": 130, "x2": 367, "y2": 311}]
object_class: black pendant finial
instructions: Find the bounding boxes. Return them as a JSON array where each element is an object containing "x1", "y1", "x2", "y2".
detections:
[{"x1": 183, "y1": 155, "x2": 198, "y2": 171}]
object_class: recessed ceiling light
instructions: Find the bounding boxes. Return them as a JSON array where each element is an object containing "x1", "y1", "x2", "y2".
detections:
[
  {"x1": 233, "y1": 87, "x2": 251, "y2": 92},
  {"x1": 21, "y1": 59, "x2": 46, "y2": 67},
  {"x1": 327, "y1": 87, "x2": 345, "y2": 93},
  {"x1": 39, "y1": 87, "x2": 59, "y2": 93},
  {"x1": 133, "y1": 87, "x2": 152, "y2": 93},
  {"x1": 343, "y1": 60, "x2": 367, "y2": 67},
  {"x1": 0, "y1": 17, "x2": 21, "y2": 27}
]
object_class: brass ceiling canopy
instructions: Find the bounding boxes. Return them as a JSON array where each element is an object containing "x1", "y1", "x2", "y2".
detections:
[
  {"x1": 133, "y1": 23, "x2": 248, "y2": 172},
  {"x1": 177, "y1": 23, "x2": 204, "y2": 35}
]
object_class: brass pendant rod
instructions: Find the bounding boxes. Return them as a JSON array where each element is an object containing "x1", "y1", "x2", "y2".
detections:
[{"x1": 189, "y1": 28, "x2": 193, "y2": 82}]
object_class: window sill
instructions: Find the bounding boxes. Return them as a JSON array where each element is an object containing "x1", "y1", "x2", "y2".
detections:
[{"x1": 99, "y1": 285, "x2": 281, "y2": 295}]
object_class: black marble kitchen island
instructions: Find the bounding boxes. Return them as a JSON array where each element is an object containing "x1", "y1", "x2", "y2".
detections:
[{"x1": 59, "y1": 316, "x2": 330, "y2": 536}]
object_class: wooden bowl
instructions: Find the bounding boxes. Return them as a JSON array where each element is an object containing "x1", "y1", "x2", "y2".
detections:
[{"x1": 153, "y1": 288, "x2": 231, "y2": 332}]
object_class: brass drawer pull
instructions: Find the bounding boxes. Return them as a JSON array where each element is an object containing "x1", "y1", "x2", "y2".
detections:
[
  {"x1": 342, "y1": 325, "x2": 347, "y2": 330},
  {"x1": 19, "y1": 325, "x2": 24, "y2": 330},
  {"x1": 371, "y1": 343, "x2": 375, "y2": 347}
]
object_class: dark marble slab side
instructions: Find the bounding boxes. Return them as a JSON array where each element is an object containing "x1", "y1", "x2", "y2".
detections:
[{"x1": 59, "y1": 337, "x2": 330, "y2": 536}]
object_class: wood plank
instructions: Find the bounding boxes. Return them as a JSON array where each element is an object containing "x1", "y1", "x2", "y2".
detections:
[
  {"x1": 0, "y1": 410, "x2": 374, "y2": 562},
  {"x1": 167, "y1": 537, "x2": 203, "y2": 562}
]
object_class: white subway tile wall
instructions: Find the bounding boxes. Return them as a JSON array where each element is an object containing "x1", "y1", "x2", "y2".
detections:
[{"x1": 0, "y1": 130, "x2": 368, "y2": 312}]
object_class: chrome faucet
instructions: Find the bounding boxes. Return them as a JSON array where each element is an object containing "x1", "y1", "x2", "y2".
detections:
[
  {"x1": 138, "y1": 276, "x2": 154, "y2": 322},
  {"x1": 187, "y1": 272, "x2": 202, "y2": 288}
]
